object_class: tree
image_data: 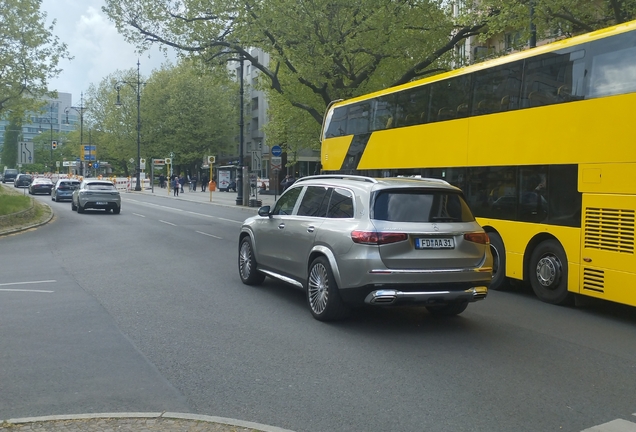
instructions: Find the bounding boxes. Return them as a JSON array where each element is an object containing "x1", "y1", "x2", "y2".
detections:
[
  {"x1": 102, "y1": 0, "x2": 484, "y2": 127},
  {"x1": 470, "y1": 0, "x2": 636, "y2": 46},
  {"x1": 0, "y1": 0, "x2": 70, "y2": 115},
  {"x1": 85, "y1": 61, "x2": 238, "y2": 176},
  {"x1": 141, "y1": 61, "x2": 238, "y2": 174},
  {"x1": 1, "y1": 116, "x2": 21, "y2": 168}
]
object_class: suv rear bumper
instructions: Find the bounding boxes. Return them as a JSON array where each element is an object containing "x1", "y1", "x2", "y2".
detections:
[
  {"x1": 339, "y1": 282, "x2": 488, "y2": 306},
  {"x1": 364, "y1": 286, "x2": 487, "y2": 305}
]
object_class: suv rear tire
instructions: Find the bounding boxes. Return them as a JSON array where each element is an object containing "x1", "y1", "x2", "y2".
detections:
[{"x1": 307, "y1": 257, "x2": 350, "y2": 321}]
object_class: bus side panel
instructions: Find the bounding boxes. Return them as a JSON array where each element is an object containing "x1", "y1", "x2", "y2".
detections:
[
  {"x1": 322, "y1": 135, "x2": 353, "y2": 171},
  {"x1": 478, "y1": 218, "x2": 582, "y2": 290},
  {"x1": 580, "y1": 193, "x2": 636, "y2": 306},
  {"x1": 358, "y1": 120, "x2": 469, "y2": 170},
  {"x1": 467, "y1": 94, "x2": 636, "y2": 167},
  {"x1": 580, "y1": 163, "x2": 636, "y2": 195}
]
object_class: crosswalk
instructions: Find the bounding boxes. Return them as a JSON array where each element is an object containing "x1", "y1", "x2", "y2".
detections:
[{"x1": 582, "y1": 414, "x2": 636, "y2": 432}]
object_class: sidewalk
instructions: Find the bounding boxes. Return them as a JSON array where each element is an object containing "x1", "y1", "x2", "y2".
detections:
[{"x1": 137, "y1": 185, "x2": 278, "y2": 210}]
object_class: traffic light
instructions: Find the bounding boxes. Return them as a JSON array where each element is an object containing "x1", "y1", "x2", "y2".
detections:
[
  {"x1": 88, "y1": 162, "x2": 93, "y2": 168},
  {"x1": 51, "y1": 140, "x2": 58, "y2": 150}
]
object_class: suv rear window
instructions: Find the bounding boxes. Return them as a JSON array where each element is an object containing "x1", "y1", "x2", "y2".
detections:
[
  {"x1": 373, "y1": 190, "x2": 475, "y2": 222},
  {"x1": 87, "y1": 183, "x2": 116, "y2": 191},
  {"x1": 4, "y1": 169, "x2": 18, "y2": 175}
]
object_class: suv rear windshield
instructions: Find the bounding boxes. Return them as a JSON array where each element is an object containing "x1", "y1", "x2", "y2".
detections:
[
  {"x1": 373, "y1": 190, "x2": 475, "y2": 222},
  {"x1": 87, "y1": 183, "x2": 116, "y2": 191},
  {"x1": 4, "y1": 169, "x2": 18, "y2": 175}
]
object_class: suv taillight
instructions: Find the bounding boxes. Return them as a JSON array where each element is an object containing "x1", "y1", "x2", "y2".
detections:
[
  {"x1": 351, "y1": 230, "x2": 408, "y2": 245},
  {"x1": 464, "y1": 232, "x2": 489, "y2": 244}
]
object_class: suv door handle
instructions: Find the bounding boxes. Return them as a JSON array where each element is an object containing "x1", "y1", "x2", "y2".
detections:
[
  {"x1": 278, "y1": 223, "x2": 285, "y2": 229},
  {"x1": 307, "y1": 226, "x2": 315, "y2": 233}
]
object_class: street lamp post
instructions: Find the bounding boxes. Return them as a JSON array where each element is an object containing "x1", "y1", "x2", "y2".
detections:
[
  {"x1": 65, "y1": 93, "x2": 87, "y2": 176},
  {"x1": 236, "y1": 55, "x2": 245, "y2": 206},
  {"x1": 115, "y1": 59, "x2": 144, "y2": 191}
]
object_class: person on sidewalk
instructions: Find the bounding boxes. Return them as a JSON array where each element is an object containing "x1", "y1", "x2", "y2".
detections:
[
  {"x1": 191, "y1": 174, "x2": 198, "y2": 192},
  {"x1": 179, "y1": 175, "x2": 186, "y2": 193},
  {"x1": 201, "y1": 174, "x2": 208, "y2": 192},
  {"x1": 172, "y1": 176, "x2": 180, "y2": 196}
]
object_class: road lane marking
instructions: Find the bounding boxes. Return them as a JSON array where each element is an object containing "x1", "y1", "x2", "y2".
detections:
[
  {"x1": 580, "y1": 418, "x2": 636, "y2": 431},
  {"x1": 159, "y1": 220, "x2": 177, "y2": 226},
  {"x1": 0, "y1": 280, "x2": 56, "y2": 287},
  {"x1": 196, "y1": 231, "x2": 222, "y2": 239},
  {"x1": 132, "y1": 213, "x2": 146, "y2": 217},
  {"x1": 0, "y1": 289, "x2": 54, "y2": 293},
  {"x1": 124, "y1": 199, "x2": 242, "y2": 223}
]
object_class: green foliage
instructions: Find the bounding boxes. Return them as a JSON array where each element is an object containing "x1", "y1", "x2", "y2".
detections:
[
  {"x1": 84, "y1": 60, "x2": 237, "y2": 176},
  {"x1": 0, "y1": 0, "x2": 70, "y2": 116},
  {"x1": 1, "y1": 116, "x2": 21, "y2": 168},
  {"x1": 142, "y1": 61, "x2": 238, "y2": 172},
  {"x1": 473, "y1": 0, "x2": 636, "y2": 43},
  {"x1": 0, "y1": 190, "x2": 30, "y2": 215},
  {"x1": 101, "y1": 0, "x2": 636, "y2": 156}
]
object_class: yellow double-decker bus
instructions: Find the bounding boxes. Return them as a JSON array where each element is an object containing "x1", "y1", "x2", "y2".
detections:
[{"x1": 320, "y1": 21, "x2": 636, "y2": 307}]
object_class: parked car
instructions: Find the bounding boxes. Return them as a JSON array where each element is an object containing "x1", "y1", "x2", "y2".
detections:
[
  {"x1": 14, "y1": 174, "x2": 33, "y2": 188},
  {"x1": 72, "y1": 179, "x2": 121, "y2": 214},
  {"x1": 238, "y1": 174, "x2": 492, "y2": 321},
  {"x1": 29, "y1": 177, "x2": 54, "y2": 195},
  {"x1": 2, "y1": 168, "x2": 18, "y2": 183},
  {"x1": 51, "y1": 179, "x2": 81, "y2": 202}
]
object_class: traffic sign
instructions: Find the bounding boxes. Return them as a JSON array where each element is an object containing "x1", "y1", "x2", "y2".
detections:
[
  {"x1": 93, "y1": 163, "x2": 99, "y2": 169},
  {"x1": 271, "y1": 156, "x2": 282, "y2": 170},
  {"x1": 153, "y1": 158, "x2": 166, "y2": 166},
  {"x1": 271, "y1": 145, "x2": 282, "y2": 157},
  {"x1": 165, "y1": 157, "x2": 172, "y2": 165},
  {"x1": 207, "y1": 155, "x2": 215, "y2": 164}
]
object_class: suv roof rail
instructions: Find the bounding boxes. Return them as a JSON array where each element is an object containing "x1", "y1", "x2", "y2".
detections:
[
  {"x1": 413, "y1": 177, "x2": 450, "y2": 185},
  {"x1": 294, "y1": 175, "x2": 378, "y2": 184}
]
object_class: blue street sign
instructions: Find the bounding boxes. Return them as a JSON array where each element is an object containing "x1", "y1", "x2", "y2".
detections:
[
  {"x1": 93, "y1": 163, "x2": 99, "y2": 169},
  {"x1": 84, "y1": 145, "x2": 96, "y2": 151},
  {"x1": 271, "y1": 145, "x2": 282, "y2": 156},
  {"x1": 76, "y1": 157, "x2": 80, "y2": 161}
]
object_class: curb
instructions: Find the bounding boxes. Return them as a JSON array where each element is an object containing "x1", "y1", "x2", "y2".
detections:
[{"x1": 1, "y1": 412, "x2": 297, "y2": 432}]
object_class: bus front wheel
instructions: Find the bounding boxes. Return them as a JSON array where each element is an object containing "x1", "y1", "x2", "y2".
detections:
[
  {"x1": 488, "y1": 232, "x2": 509, "y2": 291},
  {"x1": 529, "y1": 239, "x2": 573, "y2": 305}
]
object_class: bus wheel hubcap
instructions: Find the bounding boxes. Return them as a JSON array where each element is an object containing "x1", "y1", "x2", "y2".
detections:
[{"x1": 536, "y1": 256, "x2": 561, "y2": 288}]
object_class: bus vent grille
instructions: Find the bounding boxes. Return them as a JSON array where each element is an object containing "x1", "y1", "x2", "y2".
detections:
[
  {"x1": 582, "y1": 268, "x2": 604, "y2": 293},
  {"x1": 584, "y1": 208, "x2": 635, "y2": 254}
]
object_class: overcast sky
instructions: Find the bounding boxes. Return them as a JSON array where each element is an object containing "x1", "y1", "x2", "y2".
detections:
[{"x1": 42, "y1": 0, "x2": 176, "y2": 105}]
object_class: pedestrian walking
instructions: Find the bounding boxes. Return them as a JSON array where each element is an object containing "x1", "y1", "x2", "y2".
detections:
[
  {"x1": 159, "y1": 174, "x2": 165, "y2": 188},
  {"x1": 191, "y1": 174, "x2": 198, "y2": 192},
  {"x1": 172, "y1": 176, "x2": 180, "y2": 196},
  {"x1": 179, "y1": 175, "x2": 185, "y2": 193},
  {"x1": 201, "y1": 174, "x2": 208, "y2": 192}
]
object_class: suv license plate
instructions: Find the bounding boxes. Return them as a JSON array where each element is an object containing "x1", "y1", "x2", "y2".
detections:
[
  {"x1": 416, "y1": 238, "x2": 455, "y2": 249},
  {"x1": 96, "y1": 201, "x2": 108, "y2": 205}
]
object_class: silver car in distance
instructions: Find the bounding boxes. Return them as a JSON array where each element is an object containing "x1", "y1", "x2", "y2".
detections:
[
  {"x1": 72, "y1": 179, "x2": 121, "y2": 214},
  {"x1": 238, "y1": 175, "x2": 492, "y2": 321}
]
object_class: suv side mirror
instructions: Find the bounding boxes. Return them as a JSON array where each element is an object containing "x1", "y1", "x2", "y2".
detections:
[{"x1": 258, "y1": 206, "x2": 271, "y2": 217}]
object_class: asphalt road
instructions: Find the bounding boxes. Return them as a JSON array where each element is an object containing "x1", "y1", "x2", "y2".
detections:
[{"x1": 1, "y1": 191, "x2": 636, "y2": 432}]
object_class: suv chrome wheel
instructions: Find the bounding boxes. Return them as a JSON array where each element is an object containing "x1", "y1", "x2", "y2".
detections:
[
  {"x1": 238, "y1": 237, "x2": 265, "y2": 285},
  {"x1": 307, "y1": 257, "x2": 350, "y2": 321}
]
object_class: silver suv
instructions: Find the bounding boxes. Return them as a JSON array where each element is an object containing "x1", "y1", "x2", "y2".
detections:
[{"x1": 238, "y1": 175, "x2": 492, "y2": 321}]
